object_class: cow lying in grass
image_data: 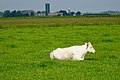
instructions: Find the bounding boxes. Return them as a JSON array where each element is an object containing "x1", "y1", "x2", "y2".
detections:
[{"x1": 50, "y1": 42, "x2": 95, "y2": 60}]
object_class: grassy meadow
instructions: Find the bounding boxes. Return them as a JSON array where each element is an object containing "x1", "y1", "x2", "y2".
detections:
[{"x1": 0, "y1": 17, "x2": 120, "y2": 80}]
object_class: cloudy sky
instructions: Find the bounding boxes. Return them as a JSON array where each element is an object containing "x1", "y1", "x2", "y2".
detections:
[{"x1": 0, "y1": 0, "x2": 120, "y2": 13}]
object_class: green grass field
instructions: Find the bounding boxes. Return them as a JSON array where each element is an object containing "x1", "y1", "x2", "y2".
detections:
[{"x1": 0, "y1": 17, "x2": 120, "y2": 80}]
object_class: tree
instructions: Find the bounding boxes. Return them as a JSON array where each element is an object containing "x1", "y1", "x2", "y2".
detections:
[
  {"x1": 70, "y1": 12, "x2": 75, "y2": 16},
  {"x1": 23, "y1": 13, "x2": 29, "y2": 17},
  {"x1": 16, "y1": 11, "x2": 23, "y2": 17},
  {"x1": 76, "y1": 11, "x2": 81, "y2": 16},
  {"x1": 10, "y1": 10, "x2": 17, "y2": 17},
  {"x1": 37, "y1": 11, "x2": 41, "y2": 14},
  {"x1": 59, "y1": 10, "x2": 68, "y2": 16},
  {"x1": 0, "y1": 11, "x2": 3, "y2": 17},
  {"x1": 30, "y1": 12, "x2": 35, "y2": 17},
  {"x1": 3, "y1": 10, "x2": 11, "y2": 17}
]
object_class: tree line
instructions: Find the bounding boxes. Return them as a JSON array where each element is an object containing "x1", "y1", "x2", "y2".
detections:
[
  {"x1": 58, "y1": 10, "x2": 81, "y2": 16},
  {"x1": 2, "y1": 10, "x2": 81, "y2": 17},
  {"x1": 1, "y1": 10, "x2": 120, "y2": 17},
  {"x1": 3, "y1": 10, "x2": 35, "y2": 17}
]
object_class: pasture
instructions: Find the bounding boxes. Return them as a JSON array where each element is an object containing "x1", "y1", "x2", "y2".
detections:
[{"x1": 0, "y1": 17, "x2": 120, "y2": 80}]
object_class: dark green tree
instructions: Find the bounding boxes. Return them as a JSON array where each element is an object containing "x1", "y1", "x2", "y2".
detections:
[
  {"x1": 10, "y1": 10, "x2": 17, "y2": 17},
  {"x1": 37, "y1": 11, "x2": 41, "y2": 14},
  {"x1": 59, "y1": 10, "x2": 68, "y2": 16},
  {"x1": 3, "y1": 10, "x2": 11, "y2": 17},
  {"x1": 16, "y1": 11, "x2": 23, "y2": 17},
  {"x1": 30, "y1": 12, "x2": 35, "y2": 17},
  {"x1": 76, "y1": 11, "x2": 81, "y2": 16},
  {"x1": 70, "y1": 12, "x2": 75, "y2": 16},
  {"x1": 0, "y1": 11, "x2": 3, "y2": 17},
  {"x1": 24, "y1": 13, "x2": 29, "y2": 17}
]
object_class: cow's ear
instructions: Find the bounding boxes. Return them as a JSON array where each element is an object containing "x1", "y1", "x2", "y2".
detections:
[
  {"x1": 86, "y1": 43, "x2": 89, "y2": 49},
  {"x1": 88, "y1": 42, "x2": 91, "y2": 45}
]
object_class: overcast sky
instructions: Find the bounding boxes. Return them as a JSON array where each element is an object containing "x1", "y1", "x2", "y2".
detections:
[{"x1": 0, "y1": 0, "x2": 120, "y2": 13}]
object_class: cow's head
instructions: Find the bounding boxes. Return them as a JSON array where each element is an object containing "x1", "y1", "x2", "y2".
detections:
[{"x1": 86, "y1": 42, "x2": 95, "y2": 53}]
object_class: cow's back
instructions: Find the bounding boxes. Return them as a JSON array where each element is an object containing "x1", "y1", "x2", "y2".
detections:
[{"x1": 51, "y1": 48, "x2": 73, "y2": 60}]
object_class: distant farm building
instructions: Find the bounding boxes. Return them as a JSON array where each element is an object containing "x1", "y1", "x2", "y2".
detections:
[{"x1": 21, "y1": 10, "x2": 37, "y2": 16}]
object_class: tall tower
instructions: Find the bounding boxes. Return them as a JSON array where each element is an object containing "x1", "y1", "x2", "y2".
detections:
[{"x1": 45, "y1": 3, "x2": 50, "y2": 16}]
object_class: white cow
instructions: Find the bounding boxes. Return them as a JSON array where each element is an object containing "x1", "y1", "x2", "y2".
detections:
[{"x1": 50, "y1": 42, "x2": 95, "y2": 60}]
